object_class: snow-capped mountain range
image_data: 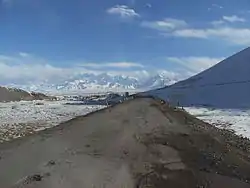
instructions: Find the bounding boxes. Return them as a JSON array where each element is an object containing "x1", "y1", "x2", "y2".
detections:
[{"x1": 6, "y1": 71, "x2": 183, "y2": 94}]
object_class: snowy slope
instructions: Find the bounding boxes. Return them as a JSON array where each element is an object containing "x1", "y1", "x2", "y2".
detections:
[
  {"x1": 185, "y1": 107, "x2": 250, "y2": 139},
  {"x1": 147, "y1": 47, "x2": 250, "y2": 109},
  {"x1": 0, "y1": 100, "x2": 105, "y2": 142}
]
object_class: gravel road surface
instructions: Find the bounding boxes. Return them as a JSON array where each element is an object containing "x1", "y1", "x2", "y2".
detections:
[{"x1": 0, "y1": 97, "x2": 250, "y2": 187}]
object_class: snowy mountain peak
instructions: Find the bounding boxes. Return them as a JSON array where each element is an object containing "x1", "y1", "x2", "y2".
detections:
[{"x1": 7, "y1": 71, "x2": 182, "y2": 94}]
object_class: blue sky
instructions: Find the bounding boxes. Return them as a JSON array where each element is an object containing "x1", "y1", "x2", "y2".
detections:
[{"x1": 0, "y1": 0, "x2": 250, "y2": 83}]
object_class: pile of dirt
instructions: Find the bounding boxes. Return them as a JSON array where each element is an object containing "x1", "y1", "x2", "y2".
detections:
[{"x1": 0, "y1": 97, "x2": 250, "y2": 188}]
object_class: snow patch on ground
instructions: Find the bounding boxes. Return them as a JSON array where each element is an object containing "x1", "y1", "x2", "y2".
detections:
[
  {"x1": 0, "y1": 100, "x2": 105, "y2": 142},
  {"x1": 185, "y1": 107, "x2": 250, "y2": 139}
]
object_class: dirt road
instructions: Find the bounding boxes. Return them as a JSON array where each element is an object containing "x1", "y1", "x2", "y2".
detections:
[{"x1": 0, "y1": 98, "x2": 250, "y2": 187}]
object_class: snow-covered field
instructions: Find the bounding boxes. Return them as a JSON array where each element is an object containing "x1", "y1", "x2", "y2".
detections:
[
  {"x1": 0, "y1": 100, "x2": 105, "y2": 142},
  {"x1": 185, "y1": 107, "x2": 250, "y2": 139},
  {"x1": 2, "y1": 99, "x2": 250, "y2": 143}
]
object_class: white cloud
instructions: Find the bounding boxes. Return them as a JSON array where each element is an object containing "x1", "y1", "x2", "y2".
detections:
[
  {"x1": 0, "y1": 55, "x2": 154, "y2": 84},
  {"x1": 211, "y1": 15, "x2": 245, "y2": 26},
  {"x1": 172, "y1": 29, "x2": 208, "y2": 39},
  {"x1": 0, "y1": 61, "x2": 184, "y2": 86},
  {"x1": 0, "y1": 54, "x2": 221, "y2": 86},
  {"x1": 0, "y1": 62, "x2": 71, "y2": 81},
  {"x1": 0, "y1": 54, "x2": 191, "y2": 88},
  {"x1": 141, "y1": 18, "x2": 187, "y2": 31},
  {"x1": 0, "y1": 55, "x2": 17, "y2": 62},
  {"x1": 172, "y1": 27, "x2": 250, "y2": 45},
  {"x1": 212, "y1": 4, "x2": 223, "y2": 9},
  {"x1": 80, "y1": 62, "x2": 144, "y2": 68},
  {"x1": 146, "y1": 3, "x2": 152, "y2": 8},
  {"x1": 222, "y1": 15, "x2": 246, "y2": 22},
  {"x1": 167, "y1": 57, "x2": 224, "y2": 72},
  {"x1": 211, "y1": 20, "x2": 225, "y2": 26},
  {"x1": 19, "y1": 52, "x2": 30, "y2": 58},
  {"x1": 107, "y1": 5, "x2": 140, "y2": 18},
  {"x1": 143, "y1": 17, "x2": 250, "y2": 45},
  {"x1": 208, "y1": 4, "x2": 223, "y2": 11}
]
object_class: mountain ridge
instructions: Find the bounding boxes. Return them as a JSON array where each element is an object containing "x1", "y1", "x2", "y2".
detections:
[
  {"x1": 0, "y1": 86, "x2": 49, "y2": 102},
  {"x1": 147, "y1": 47, "x2": 250, "y2": 109},
  {"x1": 6, "y1": 72, "x2": 182, "y2": 94}
]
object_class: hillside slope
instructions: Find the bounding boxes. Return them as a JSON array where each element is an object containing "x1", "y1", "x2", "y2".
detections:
[
  {"x1": 147, "y1": 47, "x2": 250, "y2": 108},
  {"x1": 0, "y1": 86, "x2": 49, "y2": 102},
  {"x1": 0, "y1": 98, "x2": 250, "y2": 187}
]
